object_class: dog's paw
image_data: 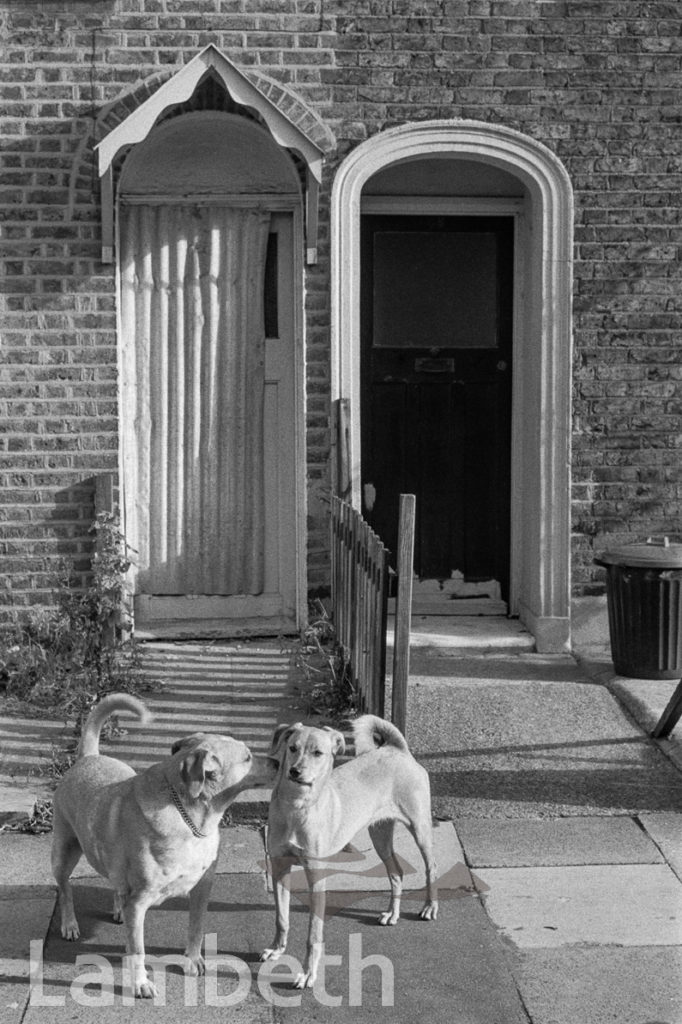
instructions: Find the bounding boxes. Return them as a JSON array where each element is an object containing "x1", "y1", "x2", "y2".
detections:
[
  {"x1": 135, "y1": 980, "x2": 159, "y2": 1000},
  {"x1": 378, "y1": 909, "x2": 400, "y2": 926},
  {"x1": 419, "y1": 900, "x2": 438, "y2": 921},
  {"x1": 185, "y1": 954, "x2": 205, "y2": 977},
  {"x1": 112, "y1": 909, "x2": 123, "y2": 924},
  {"x1": 260, "y1": 946, "x2": 284, "y2": 962},
  {"x1": 61, "y1": 921, "x2": 80, "y2": 941},
  {"x1": 294, "y1": 971, "x2": 315, "y2": 989}
]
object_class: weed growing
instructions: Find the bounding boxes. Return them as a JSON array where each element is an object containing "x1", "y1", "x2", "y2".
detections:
[
  {"x1": 0, "y1": 511, "x2": 160, "y2": 832},
  {"x1": 287, "y1": 601, "x2": 357, "y2": 724}
]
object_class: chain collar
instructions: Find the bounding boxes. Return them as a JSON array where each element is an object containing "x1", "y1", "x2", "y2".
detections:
[{"x1": 167, "y1": 780, "x2": 208, "y2": 839}]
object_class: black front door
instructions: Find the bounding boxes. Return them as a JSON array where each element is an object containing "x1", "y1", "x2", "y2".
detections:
[{"x1": 360, "y1": 214, "x2": 514, "y2": 598}]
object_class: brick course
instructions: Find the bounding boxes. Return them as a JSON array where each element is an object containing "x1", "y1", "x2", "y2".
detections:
[{"x1": 1, "y1": 0, "x2": 682, "y2": 618}]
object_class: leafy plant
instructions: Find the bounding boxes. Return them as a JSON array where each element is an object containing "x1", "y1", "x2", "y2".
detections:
[
  {"x1": 1, "y1": 511, "x2": 156, "y2": 724},
  {"x1": 287, "y1": 601, "x2": 357, "y2": 724},
  {"x1": 0, "y1": 510, "x2": 160, "y2": 832}
]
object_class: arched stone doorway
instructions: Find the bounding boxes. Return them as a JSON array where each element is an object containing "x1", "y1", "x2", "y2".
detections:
[{"x1": 331, "y1": 121, "x2": 574, "y2": 652}]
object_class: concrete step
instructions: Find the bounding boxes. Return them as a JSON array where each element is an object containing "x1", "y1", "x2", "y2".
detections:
[
  {"x1": 0, "y1": 639, "x2": 306, "y2": 820},
  {"x1": 387, "y1": 614, "x2": 535, "y2": 656}
]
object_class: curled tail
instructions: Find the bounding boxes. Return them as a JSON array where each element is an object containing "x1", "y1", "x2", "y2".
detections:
[
  {"x1": 352, "y1": 714, "x2": 410, "y2": 756},
  {"x1": 78, "y1": 693, "x2": 152, "y2": 758}
]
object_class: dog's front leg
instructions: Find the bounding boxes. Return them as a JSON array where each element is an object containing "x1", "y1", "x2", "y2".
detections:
[
  {"x1": 295, "y1": 859, "x2": 326, "y2": 990},
  {"x1": 121, "y1": 895, "x2": 158, "y2": 999},
  {"x1": 185, "y1": 860, "x2": 217, "y2": 975},
  {"x1": 261, "y1": 853, "x2": 293, "y2": 962}
]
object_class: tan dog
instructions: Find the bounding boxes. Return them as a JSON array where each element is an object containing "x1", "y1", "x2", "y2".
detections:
[
  {"x1": 261, "y1": 714, "x2": 438, "y2": 988},
  {"x1": 52, "y1": 692, "x2": 275, "y2": 998}
]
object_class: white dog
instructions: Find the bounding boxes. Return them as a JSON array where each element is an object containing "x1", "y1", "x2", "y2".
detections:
[
  {"x1": 52, "y1": 692, "x2": 275, "y2": 998},
  {"x1": 261, "y1": 714, "x2": 438, "y2": 988}
]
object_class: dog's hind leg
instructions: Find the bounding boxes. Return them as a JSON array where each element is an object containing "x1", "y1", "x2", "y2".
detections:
[
  {"x1": 407, "y1": 815, "x2": 439, "y2": 922},
  {"x1": 112, "y1": 891, "x2": 123, "y2": 924},
  {"x1": 369, "y1": 820, "x2": 403, "y2": 926},
  {"x1": 51, "y1": 812, "x2": 83, "y2": 941}
]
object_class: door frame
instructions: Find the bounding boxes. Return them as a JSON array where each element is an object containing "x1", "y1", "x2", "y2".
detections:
[
  {"x1": 330, "y1": 121, "x2": 574, "y2": 653},
  {"x1": 115, "y1": 194, "x2": 307, "y2": 636}
]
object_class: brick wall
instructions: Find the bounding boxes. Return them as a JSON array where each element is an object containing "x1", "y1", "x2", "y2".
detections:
[{"x1": 1, "y1": 0, "x2": 681, "y2": 618}]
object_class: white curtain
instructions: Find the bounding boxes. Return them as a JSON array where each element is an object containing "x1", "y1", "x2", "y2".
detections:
[{"x1": 120, "y1": 204, "x2": 271, "y2": 596}]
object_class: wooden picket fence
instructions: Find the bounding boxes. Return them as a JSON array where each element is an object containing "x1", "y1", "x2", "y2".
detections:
[{"x1": 330, "y1": 495, "x2": 390, "y2": 716}]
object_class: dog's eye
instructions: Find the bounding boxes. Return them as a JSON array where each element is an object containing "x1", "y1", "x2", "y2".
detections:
[
  {"x1": 313, "y1": 750, "x2": 323, "y2": 758},
  {"x1": 204, "y1": 771, "x2": 217, "y2": 781},
  {"x1": 244, "y1": 752, "x2": 252, "y2": 763},
  {"x1": 288, "y1": 744, "x2": 298, "y2": 753}
]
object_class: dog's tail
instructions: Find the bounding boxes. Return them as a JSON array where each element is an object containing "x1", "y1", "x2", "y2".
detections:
[
  {"x1": 352, "y1": 715, "x2": 410, "y2": 756},
  {"x1": 78, "y1": 693, "x2": 152, "y2": 758}
]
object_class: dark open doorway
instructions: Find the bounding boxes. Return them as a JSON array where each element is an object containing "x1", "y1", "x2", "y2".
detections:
[{"x1": 360, "y1": 214, "x2": 514, "y2": 601}]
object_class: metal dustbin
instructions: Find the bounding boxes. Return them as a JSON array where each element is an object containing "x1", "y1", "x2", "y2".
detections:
[{"x1": 595, "y1": 537, "x2": 682, "y2": 679}]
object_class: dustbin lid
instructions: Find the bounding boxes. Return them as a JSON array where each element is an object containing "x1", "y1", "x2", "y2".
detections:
[{"x1": 595, "y1": 537, "x2": 682, "y2": 568}]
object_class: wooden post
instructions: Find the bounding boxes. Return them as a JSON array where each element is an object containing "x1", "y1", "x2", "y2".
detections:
[
  {"x1": 392, "y1": 494, "x2": 415, "y2": 736},
  {"x1": 651, "y1": 678, "x2": 682, "y2": 738},
  {"x1": 336, "y1": 398, "x2": 352, "y2": 502}
]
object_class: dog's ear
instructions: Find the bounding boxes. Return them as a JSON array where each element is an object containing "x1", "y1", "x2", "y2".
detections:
[
  {"x1": 171, "y1": 732, "x2": 206, "y2": 756},
  {"x1": 269, "y1": 722, "x2": 302, "y2": 758},
  {"x1": 322, "y1": 727, "x2": 345, "y2": 757},
  {"x1": 180, "y1": 748, "x2": 208, "y2": 800}
]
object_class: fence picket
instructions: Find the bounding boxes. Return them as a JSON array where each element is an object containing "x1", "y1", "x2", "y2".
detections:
[{"x1": 329, "y1": 497, "x2": 390, "y2": 716}]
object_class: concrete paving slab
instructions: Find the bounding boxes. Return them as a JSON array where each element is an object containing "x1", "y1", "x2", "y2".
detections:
[
  {"x1": 271, "y1": 890, "x2": 528, "y2": 1024},
  {"x1": 481, "y1": 864, "x2": 682, "y2": 948},
  {"x1": 0, "y1": 827, "x2": 267, "y2": 887},
  {"x1": 0, "y1": 887, "x2": 57, "y2": 957},
  {"x1": 511, "y1": 945, "x2": 682, "y2": 1024},
  {"x1": 264, "y1": 820, "x2": 467, "y2": 894},
  {"x1": 409, "y1": 677, "x2": 653, "y2": 764},
  {"x1": 407, "y1": 676, "x2": 682, "y2": 817},
  {"x1": 1, "y1": 960, "x2": 31, "y2": 1022},
  {"x1": 20, "y1": 873, "x2": 527, "y2": 1024},
  {"x1": 0, "y1": 835, "x2": 55, "y2": 885},
  {"x1": 215, "y1": 826, "x2": 267, "y2": 875},
  {"x1": 21, "y1": 875, "x2": 276, "y2": 1024},
  {"x1": 457, "y1": 815, "x2": 664, "y2": 867},
  {"x1": 640, "y1": 812, "x2": 682, "y2": 883},
  {"x1": 0, "y1": 882, "x2": 57, "y2": 1019}
]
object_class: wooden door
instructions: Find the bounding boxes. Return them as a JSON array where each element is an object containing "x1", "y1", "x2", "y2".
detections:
[
  {"x1": 360, "y1": 215, "x2": 514, "y2": 599},
  {"x1": 120, "y1": 207, "x2": 298, "y2": 637}
]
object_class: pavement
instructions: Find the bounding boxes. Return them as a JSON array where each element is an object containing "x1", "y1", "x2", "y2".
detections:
[{"x1": 2, "y1": 620, "x2": 682, "y2": 1023}]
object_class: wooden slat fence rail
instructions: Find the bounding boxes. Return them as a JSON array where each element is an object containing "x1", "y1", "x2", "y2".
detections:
[{"x1": 330, "y1": 495, "x2": 390, "y2": 716}]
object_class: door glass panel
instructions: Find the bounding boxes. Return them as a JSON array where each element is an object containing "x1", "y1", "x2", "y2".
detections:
[
  {"x1": 373, "y1": 231, "x2": 499, "y2": 349},
  {"x1": 264, "y1": 231, "x2": 279, "y2": 338}
]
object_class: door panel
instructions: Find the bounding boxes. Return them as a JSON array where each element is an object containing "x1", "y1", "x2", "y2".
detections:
[
  {"x1": 361, "y1": 215, "x2": 514, "y2": 598},
  {"x1": 120, "y1": 207, "x2": 298, "y2": 637}
]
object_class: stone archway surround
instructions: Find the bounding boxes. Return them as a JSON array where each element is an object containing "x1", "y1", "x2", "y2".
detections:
[{"x1": 330, "y1": 121, "x2": 574, "y2": 653}]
